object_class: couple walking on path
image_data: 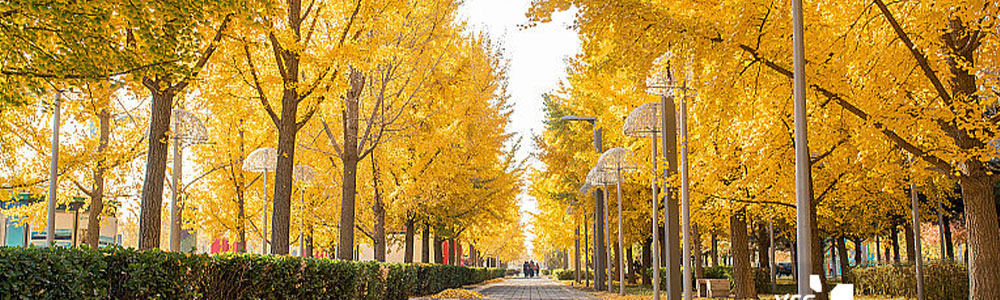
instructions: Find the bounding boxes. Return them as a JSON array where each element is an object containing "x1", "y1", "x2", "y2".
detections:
[{"x1": 522, "y1": 261, "x2": 540, "y2": 277}]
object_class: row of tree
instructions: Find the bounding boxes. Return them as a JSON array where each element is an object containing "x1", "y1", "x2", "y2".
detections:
[
  {"x1": 528, "y1": 0, "x2": 998, "y2": 299},
  {"x1": 0, "y1": 0, "x2": 526, "y2": 262}
]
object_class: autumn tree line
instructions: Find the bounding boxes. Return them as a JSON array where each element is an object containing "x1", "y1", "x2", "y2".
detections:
[
  {"x1": 528, "y1": 0, "x2": 999, "y2": 299},
  {"x1": 0, "y1": 0, "x2": 525, "y2": 264}
]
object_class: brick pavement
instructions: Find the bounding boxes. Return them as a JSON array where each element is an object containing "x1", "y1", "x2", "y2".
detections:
[{"x1": 475, "y1": 277, "x2": 600, "y2": 300}]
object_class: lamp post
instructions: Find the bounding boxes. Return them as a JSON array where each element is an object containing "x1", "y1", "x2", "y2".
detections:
[
  {"x1": 597, "y1": 148, "x2": 637, "y2": 295},
  {"x1": 586, "y1": 167, "x2": 616, "y2": 292},
  {"x1": 243, "y1": 147, "x2": 277, "y2": 254},
  {"x1": 562, "y1": 115, "x2": 608, "y2": 291},
  {"x1": 169, "y1": 108, "x2": 209, "y2": 252},
  {"x1": 791, "y1": 0, "x2": 814, "y2": 296},
  {"x1": 623, "y1": 102, "x2": 663, "y2": 299},
  {"x1": 46, "y1": 92, "x2": 62, "y2": 247},
  {"x1": 293, "y1": 165, "x2": 316, "y2": 257},
  {"x1": 645, "y1": 53, "x2": 692, "y2": 300}
]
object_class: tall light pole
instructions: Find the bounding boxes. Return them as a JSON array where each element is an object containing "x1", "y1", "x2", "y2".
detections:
[
  {"x1": 293, "y1": 165, "x2": 316, "y2": 257},
  {"x1": 243, "y1": 147, "x2": 277, "y2": 254},
  {"x1": 597, "y1": 148, "x2": 637, "y2": 295},
  {"x1": 791, "y1": 0, "x2": 813, "y2": 296},
  {"x1": 169, "y1": 108, "x2": 209, "y2": 252},
  {"x1": 909, "y1": 179, "x2": 925, "y2": 300},
  {"x1": 645, "y1": 53, "x2": 687, "y2": 300},
  {"x1": 624, "y1": 102, "x2": 663, "y2": 299},
  {"x1": 587, "y1": 167, "x2": 616, "y2": 292},
  {"x1": 46, "y1": 92, "x2": 62, "y2": 247},
  {"x1": 562, "y1": 115, "x2": 608, "y2": 290}
]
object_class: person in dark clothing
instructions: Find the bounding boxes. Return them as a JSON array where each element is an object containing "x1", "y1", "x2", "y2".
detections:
[{"x1": 522, "y1": 261, "x2": 530, "y2": 277}]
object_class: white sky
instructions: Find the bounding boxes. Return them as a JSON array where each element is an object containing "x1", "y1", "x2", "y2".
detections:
[{"x1": 458, "y1": 0, "x2": 580, "y2": 259}]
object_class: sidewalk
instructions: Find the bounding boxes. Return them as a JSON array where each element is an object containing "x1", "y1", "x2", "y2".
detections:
[{"x1": 475, "y1": 277, "x2": 600, "y2": 300}]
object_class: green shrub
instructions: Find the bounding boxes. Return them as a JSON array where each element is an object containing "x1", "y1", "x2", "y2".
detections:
[
  {"x1": 704, "y1": 265, "x2": 733, "y2": 279},
  {"x1": 556, "y1": 269, "x2": 576, "y2": 280},
  {"x1": 0, "y1": 246, "x2": 505, "y2": 300},
  {"x1": 852, "y1": 263, "x2": 968, "y2": 300}
]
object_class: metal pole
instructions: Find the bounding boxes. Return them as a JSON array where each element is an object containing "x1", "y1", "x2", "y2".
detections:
[
  {"x1": 170, "y1": 131, "x2": 182, "y2": 252},
  {"x1": 910, "y1": 181, "x2": 925, "y2": 300},
  {"x1": 937, "y1": 199, "x2": 947, "y2": 261},
  {"x1": 595, "y1": 187, "x2": 606, "y2": 289},
  {"x1": 769, "y1": 217, "x2": 776, "y2": 293},
  {"x1": 263, "y1": 173, "x2": 269, "y2": 254},
  {"x1": 300, "y1": 188, "x2": 305, "y2": 257},
  {"x1": 616, "y1": 167, "x2": 625, "y2": 295},
  {"x1": 585, "y1": 213, "x2": 590, "y2": 287},
  {"x1": 604, "y1": 183, "x2": 612, "y2": 292},
  {"x1": 651, "y1": 132, "x2": 661, "y2": 300},
  {"x1": 593, "y1": 125, "x2": 607, "y2": 290},
  {"x1": 46, "y1": 92, "x2": 61, "y2": 247},
  {"x1": 792, "y1": 0, "x2": 813, "y2": 296},
  {"x1": 679, "y1": 90, "x2": 692, "y2": 300},
  {"x1": 576, "y1": 220, "x2": 581, "y2": 284}
]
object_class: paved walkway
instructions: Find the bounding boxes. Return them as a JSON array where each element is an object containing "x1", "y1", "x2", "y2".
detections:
[{"x1": 475, "y1": 277, "x2": 600, "y2": 300}]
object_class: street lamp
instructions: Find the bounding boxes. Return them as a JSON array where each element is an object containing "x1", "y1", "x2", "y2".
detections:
[
  {"x1": 169, "y1": 108, "x2": 209, "y2": 252},
  {"x1": 586, "y1": 166, "x2": 617, "y2": 292},
  {"x1": 623, "y1": 102, "x2": 664, "y2": 297},
  {"x1": 242, "y1": 147, "x2": 277, "y2": 254},
  {"x1": 562, "y1": 115, "x2": 609, "y2": 291},
  {"x1": 596, "y1": 147, "x2": 637, "y2": 295},
  {"x1": 46, "y1": 92, "x2": 62, "y2": 247},
  {"x1": 293, "y1": 164, "x2": 316, "y2": 257},
  {"x1": 645, "y1": 53, "x2": 692, "y2": 300},
  {"x1": 791, "y1": 0, "x2": 813, "y2": 296},
  {"x1": 579, "y1": 183, "x2": 593, "y2": 288}
]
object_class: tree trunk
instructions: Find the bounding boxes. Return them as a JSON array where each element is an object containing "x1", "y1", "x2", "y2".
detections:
[
  {"x1": 138, "y1": 82, "x2": 175, "y2": 250},
  {"x1": 757, "y1": 223, "x2": 770, "y2": 270},
  {"x1": 470, "y1": 244, "x2": 478, "y2": 267},
  {"x1": 641, "y1": 238, "x2": 651, "y2": 285},
  {"x1": 450, "y1": 238, "x2": 458, "y2": 265},
  {"x1": 434, "y1": 235, "x2": 444, "y2": 264},
  {"x1": 304, "y1": 227, "x2": 313, "y2": 257},
  {"x1": 836, "y1": 236, "x2": 851, "y2": 283},
  {"x1": 943, "y1": 213, "x2": 954, "y2": 260},
  {"x1": 904, "y1": 221, "x2": 915, "y2": 263},
  {"x1": 372, "y1": 155, "x2": 386, "y2": 262},
  {"x1": 237, "y1": 187, "x2": 247, "y2": 253},
  {"x1": 791, "y1": 241, "x2": 798, "y2": 281},
  {"x1": 422, "y1": 222, "x2": 431, "y2": 263},
  {"x1": 337, "y1": 70, "x2": 365, "y2": 260},
  {"x1": 711, "y1": 233, "x2": 718, "y2": 267},
  {"x1": 404, "y1": 217, "x2": 415, "y2": 263},
  {"x1": 730, "y1": 210, "x2": 756, "y2": 299},
  {"x1": 627, "y1": 246, "x2": 637, "y2": 284},
  {"x1": 85, "y1": 108, "x2": 110, "y2": 248},
  {"x1": 891, "y1": 225, "x2": 901, "y2": 263},
  {"x1": 875, "y1": 235, "x2": 881, "y2": 263},
  {"x1": 853, "y1": 238, "x2": 863, "y2": 267},
  {"x1": 959, "y1": 176, "x2": 1000, "y2": 300},
  {"x1": 658, "y1": 225, "x2": 667, "y2": 266},
  {"x1": 811, "y1": 202, "x2": 829, "y2": 300},
  {"x1": 693, "y1": 224, "x2": 704, "y2": 279}
]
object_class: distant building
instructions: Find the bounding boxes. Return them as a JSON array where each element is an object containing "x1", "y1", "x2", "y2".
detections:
[{"x1": 1, "y1": 193, "x2": 119, "y2": 247}]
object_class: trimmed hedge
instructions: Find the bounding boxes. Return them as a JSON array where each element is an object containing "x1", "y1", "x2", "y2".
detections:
[
  {"x1": 645, "y1": 266, "x2": 770, "y2": 294},
  {"x1": 544, "y1": 268, "x2": 584, "y2": 281},
  {"x1": 852, "y1": 263, "x2": 968, "y2": 300},
  {"x1": 0, "y1": 246, "x2": 505, "y2": 299}
]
